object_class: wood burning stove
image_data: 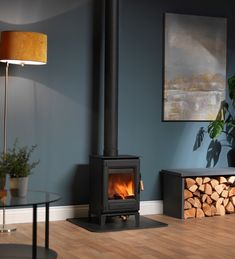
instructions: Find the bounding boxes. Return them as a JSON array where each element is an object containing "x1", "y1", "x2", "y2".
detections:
[
  {"x1": 89, "y1": 0, "x2": 142, "y2": 225},
  {"x1": 89, "y1": 155, "x2": 140, "y2": 225}
]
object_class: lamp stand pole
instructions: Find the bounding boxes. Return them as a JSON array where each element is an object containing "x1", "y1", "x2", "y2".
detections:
[
  {"x1": 0, "y1": 63, "x2": 16, "y2": 233},
  {"x1": 3, "y1": 62, "x2": 9, "y2": 155}
]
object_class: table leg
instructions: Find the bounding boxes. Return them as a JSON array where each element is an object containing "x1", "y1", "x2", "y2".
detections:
[
  {"x1": 32, "y1": 204, "x2": 37, "y2": 259},
  {"x1": 45, "y1": 202, "x2": 49, "y2": 249}
]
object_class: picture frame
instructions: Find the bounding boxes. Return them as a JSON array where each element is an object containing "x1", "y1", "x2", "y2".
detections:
[{"x1": 163, "y1": 13, "x2": 227, "y2": 121}]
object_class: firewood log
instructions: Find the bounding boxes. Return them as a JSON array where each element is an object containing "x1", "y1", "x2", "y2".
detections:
[
  {"x1": 211, "y1": 191, "x2": 219, "y2": 201},
  {"x1": 202, "y1": 194, "x2": 208, "y2": 203},
  {"x1": 185, "y1": 178, "x2": 196, "y2": 189},
  {"x1": 205, "y1": 183, "x2": 212, "y2": 195},
  {"x1": 198, "y1": 184, "x2": 205, "y2": 192},
  {"x1": 189, "y1": 184, "x2": 198, "y2": 193},
  {"x1": 215, "y1": 184, "x2": 226, "y2": 195},
  {"x1": 229, "y1": 187, "x2": 235, "y2": 197},
  {"x1": 194, "y1": 197, "x2": 201, "y2": 208},
  {"x1": 195, "y1": 177, "x2": 203, "y2": 186},
  {"x1": 228, "y1": 176, "x2": 235, "y2": 184},
  {"x1": 223, "y1": 198, "x2": 229, "y2": 207},
  {"x1": 216, "y1": 205, "x2": 225, "y2": 216},
  {"x1": 230, "y1": 196, "x2": 235, "y2": 206},
  {"x1": 193, "y1": 190, "x2": 201, "y2": 198},
  {"x1": 183, "y1": 176, "x2": 235, "y2": 219},
  {"x1": 184, "y1": 208, "x2": 196, "y2": 219},
  {"x1": 211, "y1": 205, "x2": 217, "y2": 216},
  {"x1": 215, "y1": 199, "x2": 225, "y2": 216},
  {"x1": 202, "y1": 203, "x2": 212, "y2": 216},
  {"x1": 219, "y1": 176, "x2": 227, "y2": 184},
  {"x1": 184, "y1": 189, "x2": 193, "y2": 199},
  {"x1": 196, "y1": 208, "x2": 205, "y2": 218},
  {"x1": 206, "y1": 195, "x2": 213, "y2": 205},
  {"x1": 203, "y1": 177, "x2": 211, "y2": 184},
  {"x1": 210, "y1": 179, "x2": 219, "y2": 189},
  {"x1": 225, "y1": 201, "x2": 234, "y2": 214},
  {"x1": 216, "y1": 197, "x2": 224, "y2": 208},
  {"x1": 184, "y1": 200, "x2": 192, "y2": 209},
  {"x1": 221, "y1": 190, "x2": 229, "y2": 198},
  {"x1": 187, "y1": 197, "x2": 195, "y2": 206}
]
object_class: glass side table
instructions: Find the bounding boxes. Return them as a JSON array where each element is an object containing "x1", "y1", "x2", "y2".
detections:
[{"x1": 0, "y1": 190, "x2": 61, "y2": 259}]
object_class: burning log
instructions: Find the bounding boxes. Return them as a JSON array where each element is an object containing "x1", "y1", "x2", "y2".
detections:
[
  {"x1": 184, "y1": 175, "x2": 235, "y2": 219},
  {"x1": 108, "y1": 174, "x2": 135, "y2": 200},
  {"x1": 113, "y1": 194, "x2": 123, "y2": 199},
  {"x1": 126, "y1": 195, "x2": 135, "y2": 199},
  {"x1": 112, "y1": 194, "x2": 135, "y2": 200}
]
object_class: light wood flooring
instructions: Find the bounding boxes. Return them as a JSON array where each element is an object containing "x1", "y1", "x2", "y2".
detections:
[{"x1": 1, "y1": 214, "x2": 235, "y2": 258}]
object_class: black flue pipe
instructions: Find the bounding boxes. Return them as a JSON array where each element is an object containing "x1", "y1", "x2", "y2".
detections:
[{"x1": 103, "y1": 0, "x2": 119, "y2": 156}]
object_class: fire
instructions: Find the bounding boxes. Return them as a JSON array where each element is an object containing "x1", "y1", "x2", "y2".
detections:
[{"x1": 108, "y1": 174, "x2": 135, "y2": 199}]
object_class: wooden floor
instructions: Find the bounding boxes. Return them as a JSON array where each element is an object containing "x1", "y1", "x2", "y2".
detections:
[{"x1": 1, "y1": 214, "x2": 235, "y2": 258}]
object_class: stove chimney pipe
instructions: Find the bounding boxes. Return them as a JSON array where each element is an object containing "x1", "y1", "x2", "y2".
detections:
[{"x1": 103, "y1": 0, "x2": 119, "y2": 156}]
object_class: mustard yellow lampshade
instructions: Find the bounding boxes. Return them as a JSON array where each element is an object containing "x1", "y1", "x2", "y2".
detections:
[{"x1": 0, "y1": 31, "x2": 47, "y2": 65}]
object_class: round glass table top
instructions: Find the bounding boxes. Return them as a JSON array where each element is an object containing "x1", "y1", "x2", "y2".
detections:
[{"x1": 0, "y1": 190, "x2": 61, "y2": 208}]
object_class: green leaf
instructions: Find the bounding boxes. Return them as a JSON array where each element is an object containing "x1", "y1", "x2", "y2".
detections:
[
  {"x1": 207, "y1": 120, "x2": 224, "y2": 139},
  {"x1": 228, "y1": 75, "x2": 235, "y2": 105}
]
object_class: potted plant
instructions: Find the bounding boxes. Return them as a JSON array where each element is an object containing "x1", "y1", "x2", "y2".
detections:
[
  {"x1": 194, "y1": 75, "x2": 235, "y2": 166},
  {"x1": 0, "y1": 140, "x2": 40, "y2": 197}
]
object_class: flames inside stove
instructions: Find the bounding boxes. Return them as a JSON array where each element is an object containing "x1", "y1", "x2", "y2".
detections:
[{"x1": 108, "y1": 168, "x2": 135, "y2": 200}]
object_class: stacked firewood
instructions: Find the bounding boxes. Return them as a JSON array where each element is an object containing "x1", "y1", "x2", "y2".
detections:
[{"x1": 184, "y1": 176, "x2": 235, "y2": 219}]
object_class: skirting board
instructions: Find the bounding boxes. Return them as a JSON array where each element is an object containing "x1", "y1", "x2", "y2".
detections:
[{"x1": 0, "y1": 200, "x2": 163, "y2": 224}]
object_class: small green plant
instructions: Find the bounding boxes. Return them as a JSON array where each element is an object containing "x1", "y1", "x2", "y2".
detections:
[{"x1": 0, "y1": 139, "x2": 40, "y2": 178}]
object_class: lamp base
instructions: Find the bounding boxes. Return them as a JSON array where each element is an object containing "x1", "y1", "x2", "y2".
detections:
[{"x1": 0, "y1": 225, "x2": 16, "y2": 233}]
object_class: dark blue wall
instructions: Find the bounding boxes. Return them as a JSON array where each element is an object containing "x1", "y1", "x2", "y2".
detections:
[{"x1": 0, "y1": 0, "x2": 234, "y2": 205}]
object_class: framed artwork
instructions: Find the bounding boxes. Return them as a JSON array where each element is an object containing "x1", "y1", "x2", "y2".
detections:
[{"x1": 163, "y1": 13, "x2": 227, "y2": 121}]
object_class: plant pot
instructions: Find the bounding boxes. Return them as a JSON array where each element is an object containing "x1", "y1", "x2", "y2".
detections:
[{"x1": 10, "y1": 177, "x2": 29, "y2": 198}]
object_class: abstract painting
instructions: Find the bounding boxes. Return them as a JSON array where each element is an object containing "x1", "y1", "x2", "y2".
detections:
[{"x1": 163, "y1": 13, "x2": 227, "y2": 121}]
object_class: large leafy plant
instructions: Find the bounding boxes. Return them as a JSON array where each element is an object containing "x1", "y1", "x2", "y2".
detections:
[
  {"x1": 194, "y1": 75, "x2": 235, "y2": 167},
  {"x1": 207, "y1": 75, "x2": 235, "y2": 140},
  {"x1": 0, "y1": 140, "x2": 39, "y2": 178}
]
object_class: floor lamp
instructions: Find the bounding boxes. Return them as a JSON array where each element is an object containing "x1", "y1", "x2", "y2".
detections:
[{"x1": 0, "y1": 31, "x2": 47, "y2": 233}]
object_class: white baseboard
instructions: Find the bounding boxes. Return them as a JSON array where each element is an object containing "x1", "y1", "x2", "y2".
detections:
[
  {"x1": 0, "y1": 200, "x2": 163, "y2": 224},
  {"x1": 140, "y1": 200, "x2": 163, "y2": 215}
]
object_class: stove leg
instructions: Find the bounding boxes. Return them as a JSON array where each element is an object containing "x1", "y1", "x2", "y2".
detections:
[
  {"x1": 135, "y1": 212, "x2": 140, "y2": 226},
  {"x1": 88, "y1": 209, "x2": 91, "y2": 221},
  {"x1": 100, "y1": 215, "x2": 106, "y2": 226}
]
